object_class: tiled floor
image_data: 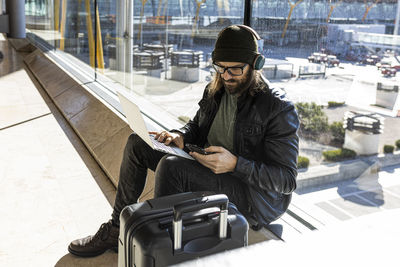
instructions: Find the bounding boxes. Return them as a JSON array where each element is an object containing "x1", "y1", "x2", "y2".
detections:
[{"x1": 0, "y1": 36, "x2": 118, "y2": 266}]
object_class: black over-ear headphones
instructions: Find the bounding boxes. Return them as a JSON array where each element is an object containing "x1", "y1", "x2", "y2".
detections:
[{"x1": 237, "y1": 25, "x2": 265, "y2": 70}]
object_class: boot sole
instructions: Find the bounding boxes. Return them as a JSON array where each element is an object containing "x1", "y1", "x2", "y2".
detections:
[{"x1": 68, "y1": 245, "x2": 118, "y2": 258}]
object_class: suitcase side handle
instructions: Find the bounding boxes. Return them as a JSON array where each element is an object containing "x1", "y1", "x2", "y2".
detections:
[{"x1": 172, "y1": 194, "x2": 229, "y2": 251}]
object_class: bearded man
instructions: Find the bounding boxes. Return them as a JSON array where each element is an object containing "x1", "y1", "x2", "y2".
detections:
[{"x1": 68, "y1": 25, "x2": 299, "y2": 257}]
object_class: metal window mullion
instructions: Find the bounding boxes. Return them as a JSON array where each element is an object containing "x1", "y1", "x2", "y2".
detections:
[
  {"x1": 243, "y1": 0, "x2": 252, "y2": 27},
  {"x1": 94, "y1": 0, "x2": 97, "y2": 79},
  {"x1": 116, "y1": 0, "x2": 133, "y2": 73}
]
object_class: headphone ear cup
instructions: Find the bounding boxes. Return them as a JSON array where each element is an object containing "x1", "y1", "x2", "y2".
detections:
[{"x1": 253, "y1": 55, "x2": 265, "y2": 70}]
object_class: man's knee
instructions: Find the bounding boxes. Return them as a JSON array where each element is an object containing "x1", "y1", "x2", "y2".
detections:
[
  {"x1": 124, "y1": 133, "x2": 149, "y2": 157},
  {"x1": 126, "y1": 133, "x2": 144, "y2": 148},
  {"x1": 155, "y1": 155, "x2": 181, "y2": 178},
  {"x1": 154, "y1": 155, "x2": 188, "y2": 197}
]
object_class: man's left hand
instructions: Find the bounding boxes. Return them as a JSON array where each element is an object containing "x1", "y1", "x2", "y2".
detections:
[{"x1": 190, "y1": 146, "x2": 237, "y2": 174}]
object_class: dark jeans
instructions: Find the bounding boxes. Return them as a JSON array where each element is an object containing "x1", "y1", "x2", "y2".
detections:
[{"x1": 111, "y1": 133, "x2": 250, "y2": 225}]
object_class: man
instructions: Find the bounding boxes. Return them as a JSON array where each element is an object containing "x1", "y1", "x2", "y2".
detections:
[{"x1": 68, "y1": 25, "x2": 299, "y2": 257}]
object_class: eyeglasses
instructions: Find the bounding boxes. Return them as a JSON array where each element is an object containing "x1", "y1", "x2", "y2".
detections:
[{"x1": 212, "y1": 63, "x2": 248, "y2": 76}]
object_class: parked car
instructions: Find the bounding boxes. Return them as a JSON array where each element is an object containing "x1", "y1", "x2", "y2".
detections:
[
  {"x1": 308, "y1": 52, "x2": 320, "y2": 63},
  {"x1": 308, "y1": 52, "x2": 327, "y2": 64},
  {"x1": 326, "y1": 55, "x2": 340, "y2": 67},
  {"x1": 376, "y1": 57, "x2": 400, "y2": 70},
  {"x1": 362, "y1": 55, "x2": 380, "y2": 65},
  {"x1": 381, "y1": 67, "x2": 397, "y2": 77}
]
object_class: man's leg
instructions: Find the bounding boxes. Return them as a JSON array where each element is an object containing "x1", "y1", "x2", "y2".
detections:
[
  {"x1": 112, "y1": 133, "x2": 165, "y2": 225},
  {"x1": 154, "y1": 155, "x2": 250, "y2": 215},
  {"x1": 68, "y1": 133, "x2": 165, "y2": 257}
]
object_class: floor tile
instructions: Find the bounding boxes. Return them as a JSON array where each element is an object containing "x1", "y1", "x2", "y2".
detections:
[
  {"x1": 315, "y1": 201, "x2": 352, "y2": 221},
  {"x1": 358, "y1": 189, "x2": 400, "y2": 210},
  {"x1": 329, "y1": 195, "x2": 381, "y2": 217},
  {"x1": 385, "y1": 184, "x2": 400, "y2": 197}
]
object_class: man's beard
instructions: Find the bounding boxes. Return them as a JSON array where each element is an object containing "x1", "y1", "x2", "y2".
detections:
[{"x1": 222, "y1": 70, "x2": 253, "y2": 95}]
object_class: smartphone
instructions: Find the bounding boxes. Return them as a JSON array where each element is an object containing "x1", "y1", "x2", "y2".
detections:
[{"x1": 185, "y1": 144, "x2": 213, "y2": 155}]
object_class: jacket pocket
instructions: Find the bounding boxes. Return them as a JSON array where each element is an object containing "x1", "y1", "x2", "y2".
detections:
[
  {"x1": 242, "y1": 124, "x2": 262, "y2": 136},
  {"x1": 240, "y1": 123, "x2": 263, "y2": 155}
]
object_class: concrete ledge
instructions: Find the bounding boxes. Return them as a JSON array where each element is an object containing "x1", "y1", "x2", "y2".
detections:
[
  {"x1": 7, "y1": 38, "x2": 36, "y2": 52},
  {"x1": 297, "y1": 151, "x2": 400, "y2": 190}
]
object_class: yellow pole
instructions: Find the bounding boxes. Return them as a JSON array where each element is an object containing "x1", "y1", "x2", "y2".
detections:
[
  {"x1": 217, "y1": 0, "x2": 223, "y2": 23},
  {"x1": 96, "y1": 5, "x2": 104, "y2": 70},
  {"x1": 59, "y1": 0, "x2": 67, "y2": 50},
  {"x1": 281, "y1": 0, "x2": 303, "y2": 39},
  {"x1": 162, "y1": 0, "x2": 168, "y2": 23},
  {"x1": 54, "y1": 0, "x2": 60, "y2": 31},
  {"x1": 192, "y1": 0, "x2": 206, "y2": 37},
  {"x1": 155, "y1": 0, "x2": 163, "y2": 24},
  {"x1": 326, "y1": 0, "x2": 342, "y2": 23},
  {"x1": 362, "y1": 0, "x2": 380, "y2": 22},
  {"x1": 85, "y1": 0, "x2": 95, "y2": 68},
  {"x1": 138, "y1": 0, "x2": 148, "y2": 39}
]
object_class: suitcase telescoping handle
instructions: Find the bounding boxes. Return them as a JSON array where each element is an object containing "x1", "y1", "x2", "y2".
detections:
[{"x1": 172, "y1": 194, "x2": 229, "y2": 251}]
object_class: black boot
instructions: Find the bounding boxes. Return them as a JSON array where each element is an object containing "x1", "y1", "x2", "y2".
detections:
[{"x1": 68, "y1": 220, "x2": 119, "y2": 257}]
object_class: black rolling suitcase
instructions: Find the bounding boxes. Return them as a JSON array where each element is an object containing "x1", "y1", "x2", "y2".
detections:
[{"x1": 118, "y1": 192, "x2": 248, "y2": 267}]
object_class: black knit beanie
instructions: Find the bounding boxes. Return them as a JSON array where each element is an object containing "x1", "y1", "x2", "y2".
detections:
[{"x1": 212, "y1": 25, "x2": 258, "y2": 66}]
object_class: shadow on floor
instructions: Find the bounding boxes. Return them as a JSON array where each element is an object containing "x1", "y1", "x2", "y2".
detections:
[
  {"x1": 55, "y1": 251, "x2": 118, "y2": 267},
  {"x1": 337, "y1": 172, "x2": 384, "y2": 207},
  {"x1": 0, "y1": 40, "x2": 27, "y2": 78},
  {"x1": 297, "y1": 167, "x2": 384, "y2": 208}
]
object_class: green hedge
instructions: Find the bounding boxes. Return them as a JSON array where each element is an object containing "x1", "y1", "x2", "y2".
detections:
[
  {"x1": 384, "y1": 145, "x2": 394, "y2": 154},
  {"x1": 396, "y1": 140, "x2": 400, "y2": 150},
  {"x1": 328, "y1": 101, "x2": 345, "y2": 108},
  {"x1": 297, "y1": 156, "x2": 310, "y2": 169},
  {"x1": 329, "y1": 121, "x2": 345, "y2": 144},
  {"x1": 323, "y1": 148, "x2": 356, "y2": 162}
]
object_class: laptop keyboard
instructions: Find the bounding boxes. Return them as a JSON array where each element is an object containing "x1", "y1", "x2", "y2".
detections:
[
  {"x1": 151, "y1": 138, "x2": 177, "y2": 154},
  {"x1": 148, "y1": 135, "x2": 193, "y2": 159}
]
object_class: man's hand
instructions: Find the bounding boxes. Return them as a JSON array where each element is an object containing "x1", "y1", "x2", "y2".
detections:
[
  {"x1": 150, "y1": 131, "x2": 184, "y2": 149},
  {"x1": 190, "y1": 146, "x2": 238, "y2": 174}
]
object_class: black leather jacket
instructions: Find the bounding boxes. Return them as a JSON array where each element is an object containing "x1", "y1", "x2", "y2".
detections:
[{"x1": 174, "y1": 79, "x2": 299, "y2": 227}]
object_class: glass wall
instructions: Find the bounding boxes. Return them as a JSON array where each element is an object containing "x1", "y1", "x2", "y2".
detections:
[
  {"x1": 25, "y1": 0, "x2": 245, "y2": 125},
  {"x1": 25, "y1": 0, "x2": 400, "y2": 167},
  {"x1": 252, "y1": 0, "x2": 400, "y2": 168}
]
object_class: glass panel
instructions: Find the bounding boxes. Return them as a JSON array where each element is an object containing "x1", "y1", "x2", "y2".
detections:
[
  {"x1": 252, "y1": 0, "x2": 400, "y2": 171},
  {"x1": 25, "y1": 0, "x2": 96, "y2": 79},
  {"x1": 25, "y1": 0, "x2": 57, "y2": 48},
  {"x1": 97, "y1": 0, "x2": 244, "y2": 125}
]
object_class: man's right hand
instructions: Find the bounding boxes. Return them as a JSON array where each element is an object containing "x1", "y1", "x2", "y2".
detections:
[{"x1": 150, "y1": 131, "x2": 184, "y2": 149}]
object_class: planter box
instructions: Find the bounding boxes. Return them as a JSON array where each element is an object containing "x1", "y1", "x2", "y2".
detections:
[
  {"x1": 171, "y1": 66, "x2": 199, "y2": 82},
  {"x1": 376, "y1": 82, "x2": 399, "y2": 109},
  {"x1": 343, "y1": 129, "x2": 380, "y2": 155}
]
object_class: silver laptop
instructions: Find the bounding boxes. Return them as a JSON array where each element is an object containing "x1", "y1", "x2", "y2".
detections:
[{"x1": 117, "y1": 91, "x2": 193, "y2": 160}]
